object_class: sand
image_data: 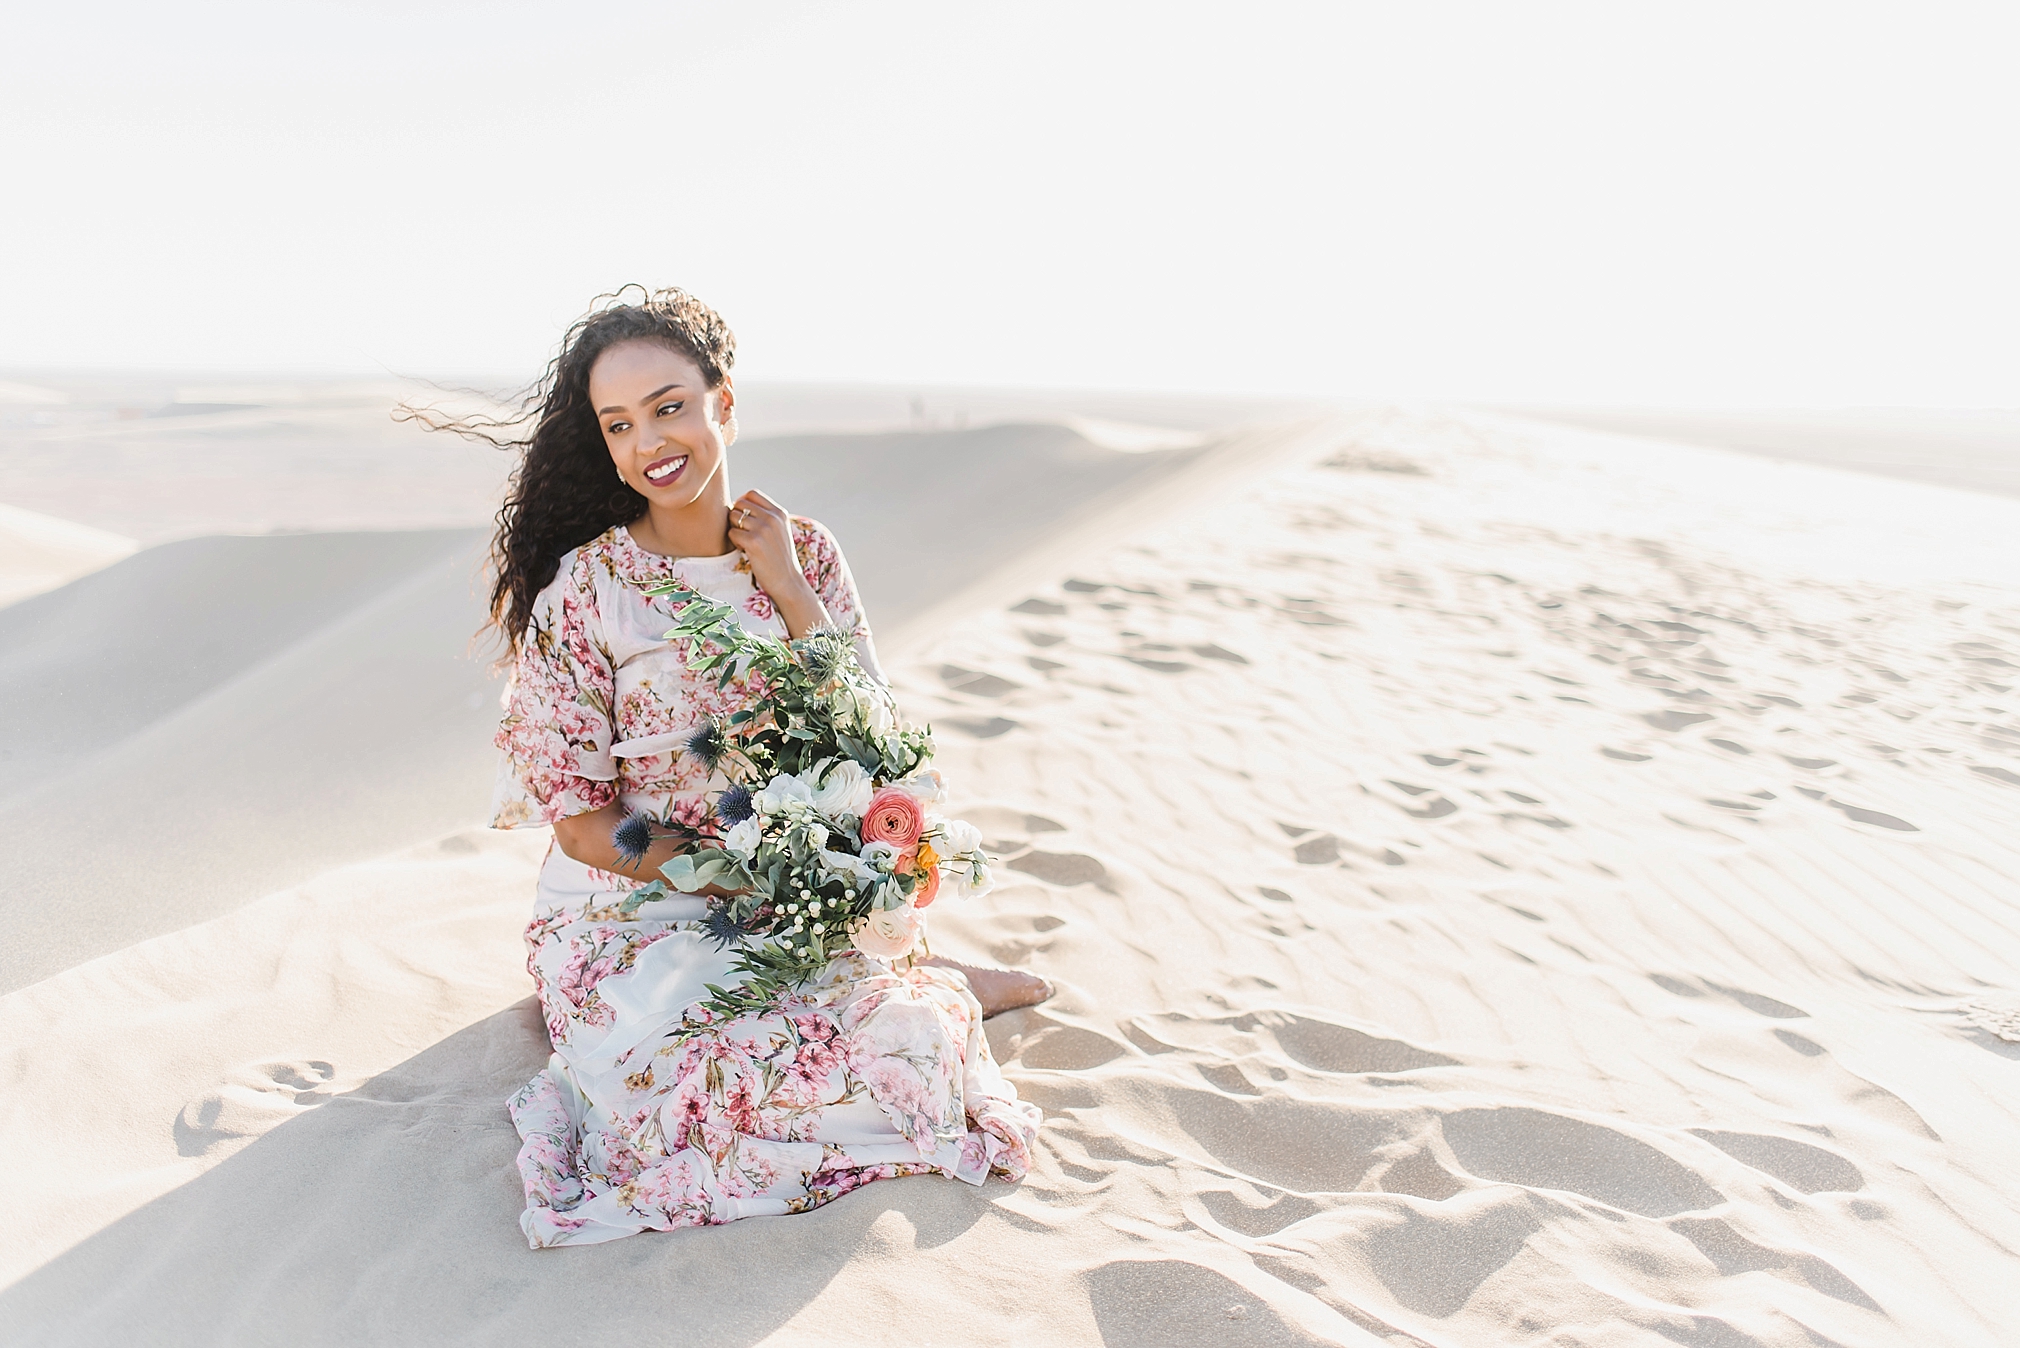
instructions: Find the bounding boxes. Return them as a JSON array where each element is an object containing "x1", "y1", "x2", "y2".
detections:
[{"x1": 3, "y1": 400, "x2": 2019, "y2": 1345}]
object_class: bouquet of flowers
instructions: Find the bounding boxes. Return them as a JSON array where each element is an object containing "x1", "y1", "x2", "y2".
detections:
[{"x1": 610, "y1": 582, "x2": 995, "y2": 1018}]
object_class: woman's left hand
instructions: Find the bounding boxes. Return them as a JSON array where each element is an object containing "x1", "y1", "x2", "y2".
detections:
[{"x1": 728, "y1": 489, "x2": 830, "y2": 637}]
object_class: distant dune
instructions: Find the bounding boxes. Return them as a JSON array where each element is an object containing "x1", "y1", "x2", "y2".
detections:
[{"x1": 1502, "y1": 405, "x2": 2020, "y2": 500}]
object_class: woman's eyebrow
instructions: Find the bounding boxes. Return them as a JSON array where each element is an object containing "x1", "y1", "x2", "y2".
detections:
[{"x1": 597, "y1": 383, "x2": 686, "y2": 416}]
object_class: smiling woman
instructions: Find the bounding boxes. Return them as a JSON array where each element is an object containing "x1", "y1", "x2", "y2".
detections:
[{"x1": 422, "y1": 286, "x2": 1049, "y2": 1247}]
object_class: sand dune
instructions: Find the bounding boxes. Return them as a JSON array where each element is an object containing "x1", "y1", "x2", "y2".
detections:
[
  {"x1": 5, "y1": 406, "x2": 2019, "y2": 1344},
  {"x1": 0, "y1": 413, "x2": 1292, "y2": 992},
  {"x1": 0, "y1": 371, "x2": 1300, "y2": 544},
  {"x1": 0, "y1": 502, "x2": 135, "y2": 607},
  {"x1": 1504, "y1": 405, "x2": 2020, "y2": 501}
]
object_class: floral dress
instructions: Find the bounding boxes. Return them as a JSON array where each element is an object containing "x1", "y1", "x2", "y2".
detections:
[{"x1": 492, "y1": 521, "x2": 1039, "y2": 1248}]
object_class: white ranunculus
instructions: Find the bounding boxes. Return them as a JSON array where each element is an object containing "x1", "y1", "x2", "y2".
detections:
[
  {"x1": 931, "y1": 814, "x2": 982, "y2": 856},
  {"x1": 752, "y1": 773, "x2": 814, "y2": 817},
  {"x1": 895, "y1": 769, "x2": 947, "y2": 806},
  {"x1": 812, "y1": 759, "x2": 874, "y2": 820},
  {"x1": 723, "y1": 817, "x2": 762, "y2": 857}
]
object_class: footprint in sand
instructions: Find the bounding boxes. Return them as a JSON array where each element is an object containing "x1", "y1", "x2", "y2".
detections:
[
  {"x1": 972, "y1": 907, "x2": 1069, "y2": 967},
  {"x1": 944, "y1": 715, "x2": 1018, "y2": 739},
  {"x1": 1687, "y1": 1129, "x2": 1864, "y2": 1194},
  {"x1": 1169, "y1": 1091, "x2": 1409, "y2": 1193},
  {"x1": 1088, "y1": 1260, "x2": 1333, "y2": 1348},
  {"x1": 1667, "y1": 1217, "x2": 1880, "y2": 1309},
  {"x1": 1823, "y1": 798, "x2": 1919, "y2": 831},
  {"x1": 1358, "y1": 1192, "x2": 1544, "y2": 1318},
  {"x1": 1013, "y1": 1024, "x2": 1128, "y2": 1071},
  {"x1": 1134, "y1": 1009, "x2": 1458, "y2": 1075},
  {"x1": 937, "y1": 664, "x2": 1023, "y2": 698},
  {"x1": 1196, "y1": 1186, "x2": 1325, "y2": 1237},
  {"x1": 1006, "y1": 850, "x2": 1109, "y2": 887},
  {"x1": 965, "y1": 806, "x2": 1067, "y2": 856},
  {"x1": 1650, "y1": 974, "x2": 1808, "y2": 1020},
  {"x1": 1440, "y1": 1107, "x2": 1724, "y2": 1218},
  {"x1": 1290, "y1": 833, "x2": 1340, "y2": 865},
  {"x1": 175, "y1": 1059, "x2": 339, "y2": 1158}
]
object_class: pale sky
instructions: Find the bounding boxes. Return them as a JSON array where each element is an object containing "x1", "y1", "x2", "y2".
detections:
[{"x1": 2, "y1": 1, "x2": 2015, "y2": 406}]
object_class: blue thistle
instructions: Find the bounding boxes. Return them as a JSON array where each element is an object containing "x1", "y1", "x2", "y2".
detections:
[
  {"x1": 701, "y1": 904, "x2": 749, "y2": 950},
  {"x1": 611, "y1": 811, "x2": 658, "y2": 867},
  {"x1": 683, "y1": 716, "x2": 729, "y2": 769},
  {"x1": 793, "y1": 628, "x2": 850, "y2": 685},
  {"x1": 715, "y1": 783, "x2": 755, "y2": 826}
]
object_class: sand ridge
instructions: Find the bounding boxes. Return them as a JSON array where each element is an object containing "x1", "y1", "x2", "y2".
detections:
[{"x1": 3, "y1": 408, "x2": 2018, "y2": 1344}]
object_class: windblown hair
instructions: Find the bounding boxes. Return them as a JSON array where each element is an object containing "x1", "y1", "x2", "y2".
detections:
[{"x1": 408, "y1": 286, "x2": 736, "y2": 654}]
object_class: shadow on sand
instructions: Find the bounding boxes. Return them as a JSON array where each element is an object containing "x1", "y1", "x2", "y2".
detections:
[{"x1": 2, "y1": 1001, "x2": 1006, "y2": 1347}]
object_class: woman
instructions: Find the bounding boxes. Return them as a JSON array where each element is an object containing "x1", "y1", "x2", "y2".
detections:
[{"x1": 481, "y1": 287, "x2": 1048, "y2": 1247}]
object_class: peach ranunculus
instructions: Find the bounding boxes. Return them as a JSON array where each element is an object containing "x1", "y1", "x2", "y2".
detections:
[
  {"x1": 906, "y1": 841, "x2": 942, "y2": 907},
  {"x1": 860, "y1": 787, "x2": 926, "y2": 849},
  {"x1": 850, "y1": 904, "x2": 924, "y2": 959}
]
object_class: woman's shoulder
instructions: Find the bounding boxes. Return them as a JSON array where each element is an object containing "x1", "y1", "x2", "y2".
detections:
[
  {"x1": 789, "y1": 515, "x2": 863, "y2": 620},
  {"x1": 531, "y1": 528, "x2": 629, "y2": 613},
  {"x1": 790, "y1": 514, "x2": 845, "y2": 561}
]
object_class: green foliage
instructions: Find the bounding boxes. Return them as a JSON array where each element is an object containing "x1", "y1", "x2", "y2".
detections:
[
  {"x1": 635, "y1": 581, "x2": 939, "y2": 1019},
  {"x1": 642, "y1": 581, "x2": 933, "y2": 786}
]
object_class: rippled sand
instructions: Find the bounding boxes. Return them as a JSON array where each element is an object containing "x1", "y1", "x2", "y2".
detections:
[
  {"x1": 4, "y1": 407, "x2": 2017, "y2": 1345},
  {"x1": 897, "y1": 408, "x2": 2020, "y2": 1343}
]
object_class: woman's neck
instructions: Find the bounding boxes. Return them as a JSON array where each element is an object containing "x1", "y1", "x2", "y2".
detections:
[{"x1": 629, "y1": 496, "x2": 732, "y2": 559}]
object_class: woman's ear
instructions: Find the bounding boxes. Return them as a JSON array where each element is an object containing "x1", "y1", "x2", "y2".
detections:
[{"x1": 715, "y1": 379, "x2": 738, "y2": 446}]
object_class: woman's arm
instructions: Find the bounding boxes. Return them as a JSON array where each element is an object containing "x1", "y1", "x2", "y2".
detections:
[
  {"x1": 550, "y1": 803, "x2": 740, "y2": 897},
  {"x1": 551, "y1": 802, "x2": 677, "y2": 878},
  {"x1": 727, "y1": 489, "x2": 831, "y2": 638}
]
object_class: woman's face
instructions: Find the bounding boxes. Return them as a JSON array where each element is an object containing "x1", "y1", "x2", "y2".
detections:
[{"x1": 589, "y1": 338, "x2": 736, "y2": 509}]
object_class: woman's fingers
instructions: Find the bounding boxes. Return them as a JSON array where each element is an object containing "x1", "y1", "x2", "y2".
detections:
[
  {"x1": 730, "y1": 492, "x2": 786, "y2": 534},
  {"x1": 738, "y1": 488, "x2": 785, "y2": 518}
]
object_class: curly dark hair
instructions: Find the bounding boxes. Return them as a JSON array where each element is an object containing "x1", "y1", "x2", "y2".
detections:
[{"x1": 408, "y1": 285, "x2": 736, "y2": 653}]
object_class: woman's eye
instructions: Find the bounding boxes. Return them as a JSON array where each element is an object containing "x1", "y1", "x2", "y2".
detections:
[
  {"x1": 657, "y1": 401, "x2": 682, "y2": 416},
  {"x1": 608, "y1": 420, "x2": 630, "y2": 434}
]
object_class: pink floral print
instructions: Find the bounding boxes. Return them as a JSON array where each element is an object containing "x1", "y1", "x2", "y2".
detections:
[
  {"x1": 492, "y1": 518, "x2": 877, "y2": 830},
  {"x1": 494, "y1": 518, "x2": 1038, "y2": 1248}
]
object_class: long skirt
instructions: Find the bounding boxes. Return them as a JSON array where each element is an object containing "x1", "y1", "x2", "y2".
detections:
[{"x1": 506, "y1": 852, "x2": 1041, "y2": 1248}]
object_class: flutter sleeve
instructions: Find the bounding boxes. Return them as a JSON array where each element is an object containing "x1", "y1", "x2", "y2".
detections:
[
  {"x1": 490, "y1": 550, "x2": 621, "y2": 828},
  {"x1": 792, "y1": 516, "x2": 886, "y2": 684}
]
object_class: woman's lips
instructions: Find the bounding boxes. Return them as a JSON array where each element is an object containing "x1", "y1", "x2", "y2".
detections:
[{"x1": 642, "y1": 454, "x2": 688, "y2": 486}]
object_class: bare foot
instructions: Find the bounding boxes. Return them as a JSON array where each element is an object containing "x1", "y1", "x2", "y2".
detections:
[{"x1": 922, "y1": 957, "x2": 1054, "y2": 1018}]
